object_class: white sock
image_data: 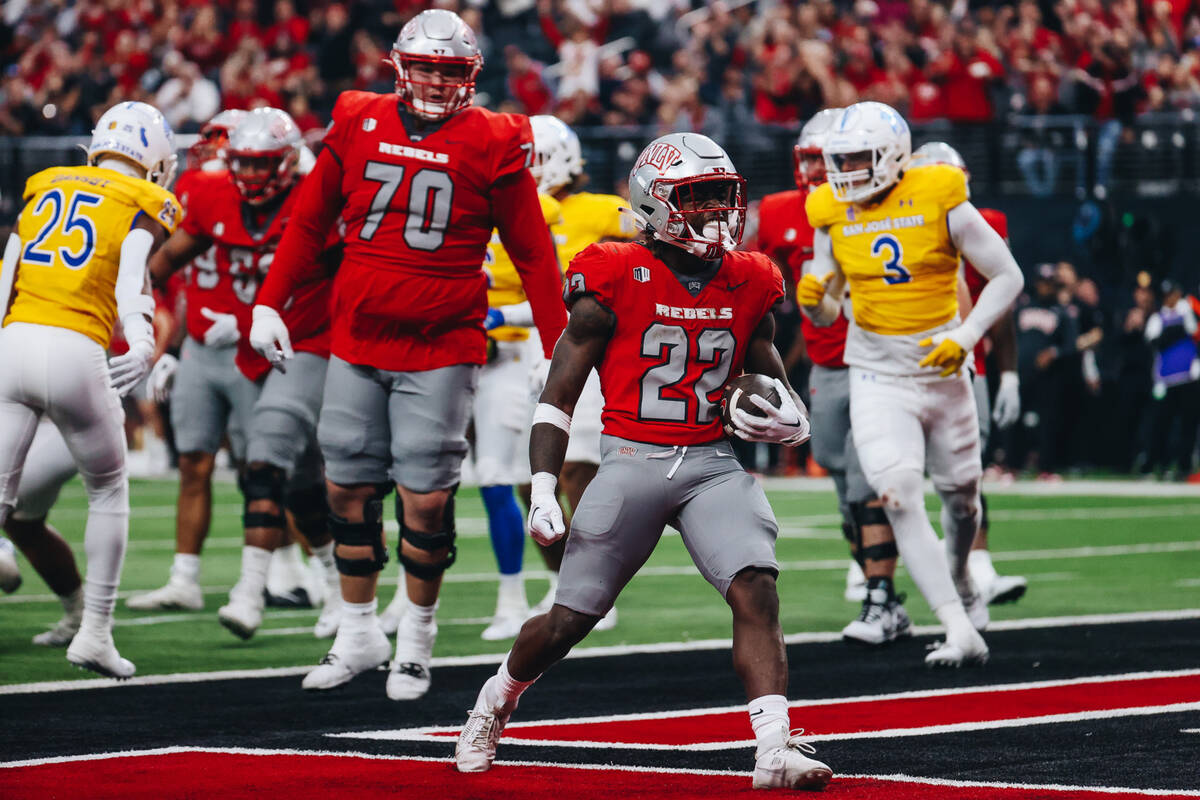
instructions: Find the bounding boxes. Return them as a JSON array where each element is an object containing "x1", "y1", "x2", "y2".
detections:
[
  {"x1": 968, "y1": 549, "x2": 997, "y2": 584},
  {"x1": 171, "y1": 553, "x2": 201, "y2": 583},
  {"x1": 480, "y1": 655, "x2": 538, "y2": 714},
  {"x1": 934, "y1": 600, "x2": 975, "y2": 642},
  {"x1": 311, "y1": 541, "x2": 336, "y2": 574},
  {"x1": 78, "y1": 607, "x2": 113, "y2": 637},
  {"x1": 339, "y1": 598, "x2": 378, "y2": 636},
  {"x1": 402, "y1": 598, "x2": 437, "y2": 629},
  {"x1": 61, "y1": 586, "x2": 84, "y2": 620},
  {"x1": 497, "y1": 573, "x2": 526, "y2": 610},
  {"x1": 235, "y1": 546, "x2": 272, "y2": 600},
  {"x1": 749, "y1": 694, "x2": 790, "y2": 757}
]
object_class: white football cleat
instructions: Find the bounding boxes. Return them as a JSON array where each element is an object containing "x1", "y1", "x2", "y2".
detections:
[
  {"x1": 480, "y1": 610, "x2": 526, "y2": 641},
  {"x1": 66, "y1": 626, "x2": 135, "y2": 679},
  {"x1": 982, "y1": 573, "x2": 1028, "y2": 605},
  {"x1": 33, "y1": 610, "x2": 83, "y2": 647},
  {"x1": 0, "y1": 537, "x2": 22, "y2": 594},
  {"x1": 301, "y1": 622, "x2": 390, "y2": 691},
  {"x1": 842, "y1": 589, "x2": 912, "y2": 646},
  {"x1": 126, "y1": 575, "x2": 203, "y2": 611},
  {"x1": 387, "y1": 618, "x2": 437, "y2": 701},
  {"x1": 924, "y1": 627, "x2": 989, "y2": 668},
  {"x1": 752, "y1": 729, "x2": 834, "y2": 790},
  {"x1": 314, "y1": 591, "x2": 342, "y2": 639},
  {"x1": 843, "y1": 560, "x2": 866, "y2": 602},
  {"x1": 593, "y1": 605, "x2": 619, "y2": 632},
  {"x1": 218, "y1": 589, "x2": 264, "y2": 640},
  {"x1": 455, "y1": 707, "x2": 511, "y2": 773}
]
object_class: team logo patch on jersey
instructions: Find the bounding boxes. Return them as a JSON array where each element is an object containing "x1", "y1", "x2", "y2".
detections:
[
  {"x1": 363, "y1": 118, "x2": 377, "y2": 132},
  {"x1": 633, "y1": 266, "x2": 651, "y2": 283},
  {"x1": 214, "y1": 222, "x2": 225, "y2": 236},
  {"x1": 784, "y1": 228, "x2": 796, "y2": 242}
]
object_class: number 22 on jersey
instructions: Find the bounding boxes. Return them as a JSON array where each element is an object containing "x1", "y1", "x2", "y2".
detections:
[{"x1": 639, "y1": 323, "x2": 735, "y2": 424}]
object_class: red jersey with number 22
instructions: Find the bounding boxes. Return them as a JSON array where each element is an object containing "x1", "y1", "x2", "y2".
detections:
[
  {"x1": 566, "y1": 242, "x2": 784, "y2": 446},
  {"x1": 962, "y1": 207, "x2": 1008, "y2": 378},
  {"x1": 756, "y1": 188, "x2": 847, "y2": 368},
  {"x1": 181, "y1": 169, "x2": 333, "y2": 381}
]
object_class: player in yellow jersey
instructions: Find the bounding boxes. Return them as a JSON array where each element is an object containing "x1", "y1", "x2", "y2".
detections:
[
  {"x1": 523, "y1": 115, "x2": 637, "y2": 627},
  {"x1": 0, "y1": 101, "x2": 179, "y2": 677},
  {"x1": 800, "y1": 102, "x2": 1023, "y2": 668}
]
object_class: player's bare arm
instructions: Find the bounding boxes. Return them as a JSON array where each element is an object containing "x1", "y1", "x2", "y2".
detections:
[
  {"x1": 529, "y1": 294, "x2": 613, "y2": 478},
  {"x1": 526, "y1": 294, "x2": 612, "y2": 546},
  {"x1": 149, "y1": 227, "x2": 212, "y2": 287}
]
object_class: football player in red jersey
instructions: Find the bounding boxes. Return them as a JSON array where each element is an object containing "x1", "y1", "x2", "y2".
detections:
[
  {"x1": 145, "y1": 109, "x2": 341, "y2": 639},
  {"x1": 128, "y1": 108, "x2": 260, "y2": 613},
  {"x1": 455, "y1": 133, "x2": 833, "y2": 792},
  {"x1": 248, "y1": 9, "x2": 567, "y2": 700},
  {"x1": 913, "y1": 142, "x2": 1027, "y2": 607},
  {"x1": 758, "y1": 110, "x2": 914, "y2": 647}
]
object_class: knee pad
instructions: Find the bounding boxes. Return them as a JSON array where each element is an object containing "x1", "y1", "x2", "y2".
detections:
[
  {"x1": 395, "y1": 488, "x2": 458, "y2": 582},
  {"x1": 850, "y1": 499, "x2": 889, "y2": 528},
  {"x1": 331, "y1": 483, "x2": 392, "y2": 577},
  {"x1": 840, "y1": 522, "x2": 863, "y2": 567},
  {"x1": 240, "y1": 464, "x2": 286, "y2": 530},
  {"x1": 285, "y1": 483, "x2": 329, "y2": 541},
  {"x1": 860, "y1": 540, "x2": 899, "y2": 562}
]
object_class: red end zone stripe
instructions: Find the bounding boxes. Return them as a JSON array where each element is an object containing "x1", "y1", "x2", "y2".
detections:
[
  {"x1": 459, "y1": 674, "x2": 1200, "y2": 745},
  {"x1": 2, "y1": 752, "x2": 1195, "y2": 800}
]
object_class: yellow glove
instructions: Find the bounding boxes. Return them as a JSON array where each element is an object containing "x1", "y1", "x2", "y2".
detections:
[
  {"x1": 797, "y1": 272, "x2": 833, "y2": 307},
  {"x1": 918, "y1": 334, "x2": 968, "y2": 377}
]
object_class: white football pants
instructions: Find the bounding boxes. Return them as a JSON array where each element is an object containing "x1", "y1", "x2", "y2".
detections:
[
  {"x1": 849, "y1": 367, "x2": 983, "y2": 609},
  {"x1": 0, "y1": 322, "x2": 129, "y2": 617},
  {"x1": 473, "y1": 339, "x2": 535, "y2": 487}
]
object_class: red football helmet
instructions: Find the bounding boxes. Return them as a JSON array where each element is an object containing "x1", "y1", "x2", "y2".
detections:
[
  {"x1": 792, "y1": 108, "x2": 841, "y2": 190},
  {"x1": 186, "y1": 109, "x2": 248, "y2": 171},
  {"x1": 225, "y1": 107, "x2": 302, "y2": 206},
  {"x1": 386, "y1": 9, "x2": 482, "y2": 121}
]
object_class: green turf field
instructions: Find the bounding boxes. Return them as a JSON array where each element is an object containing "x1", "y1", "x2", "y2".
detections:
[{"x1": 1, "y1": 478, "x2": 1198, "y2": 685}]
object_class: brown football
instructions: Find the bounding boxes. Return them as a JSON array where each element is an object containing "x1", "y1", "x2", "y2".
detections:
[{"x1": 721, "y1": 373, "x2": 781, "y2": 436}]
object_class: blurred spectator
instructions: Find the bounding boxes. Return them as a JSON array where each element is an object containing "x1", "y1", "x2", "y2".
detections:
[
  {"x1": 1142, "y1": 279, "x2": 1200, "y2": 479},
  {"x1": 1015, "y1": 263, "x2": 1080, "y2": 476},
  {"x1": 1055, "y1": 262, "x2": 1106, "y2": 469},
  {"x1": 154, "y1": 53, "x2": 220, "y2": 132},
  {"x1": 504, "y1": 44, "x2": 553, "y2": 114},
  {"x1": 1016, "y1": 73, "x2": 1070, "y2": 196},
  {"x1": 1112, "y1": 280, "x2": 1157, "y2": 473},
  {"x1": 538, "y1": 0, "x2": 606, "y2": 102}
]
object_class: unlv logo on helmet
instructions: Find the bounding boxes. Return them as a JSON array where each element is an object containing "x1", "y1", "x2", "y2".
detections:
[{"x1": 635, "y1": 142, "x2": 682, "y2": 173}]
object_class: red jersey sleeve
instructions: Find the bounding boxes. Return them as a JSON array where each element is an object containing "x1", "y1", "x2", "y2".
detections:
[
  {"x1": 491, "y1": 168, "x2": 567, "y2": 358},
  {"x1": 490, "y1": 113, "x2": 535, "y2": 183},
  {"x1": 320, "y1": 90, "x2": 375, "y2": 166},
  {"x1": 564, "y1": 242, "x2": 623, "y2": 313},
  {"x1": 980, "y1": 207, "x2": 1008, "y2": 242}
]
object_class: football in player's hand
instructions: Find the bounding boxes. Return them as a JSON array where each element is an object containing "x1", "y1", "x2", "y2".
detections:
[{"x1": 721, "y1": 374, "x2": 781, "y2": 437}]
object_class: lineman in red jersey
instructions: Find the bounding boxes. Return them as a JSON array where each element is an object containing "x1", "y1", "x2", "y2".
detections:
[
  {"x1": 249, "y1": 10, "x2": 567, "y2": 700},
  {"x1": 759, "y1": 111, "x2": 913, "y2": 646},
  {"x1": 128, "y1": 110, "x2": 264, "y2": 613},
  {"x1": 455, "y1": 134, "x2": 833, "y2": 792}
]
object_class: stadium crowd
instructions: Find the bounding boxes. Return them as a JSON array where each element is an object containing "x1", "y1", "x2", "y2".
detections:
[{"x1": 4, "y1": 0, "x2": 1200, "y2": 139}]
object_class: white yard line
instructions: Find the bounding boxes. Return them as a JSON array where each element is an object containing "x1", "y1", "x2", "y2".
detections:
[{"x1": 1, "y1": 609, "x2": 1197, "y2": 696}]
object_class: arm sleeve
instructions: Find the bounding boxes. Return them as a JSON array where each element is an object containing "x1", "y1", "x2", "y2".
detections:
[
  {"x1": 116, "y1": 227, "x2": 156, "y2": 346},
  {"x1": 801, "y1": 226, "x2": 847, "y2": 327},
  {"x1": 947, "y1": 201, "x2": 1023, "y2": 350},
  {"x1": 493, "y1": 169, "x2": 567, "y2": 359},
  {"x1": 257, "y1": 148, "x2": 344, "y2": 311}
]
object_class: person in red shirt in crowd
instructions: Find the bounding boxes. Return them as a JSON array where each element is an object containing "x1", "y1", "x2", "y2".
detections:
[
  {"x1": 504, "y1": 45, "x2": 553, "y2": 115},
  {"x1": 930, "y1": 22, "x2": 1005, "y2": 122},
  {"x1": 264, "y1": 0, "x2": 311, "y2": 49},
  {"x1": 248, "y1": 9, "x2": 566, "y2": 701},
  {"x1": 760, "y1": 109, "x2": 911, "y2": 644},
  {"x1": 454, "y1": 131, "x2": 832, "y2": 791}
]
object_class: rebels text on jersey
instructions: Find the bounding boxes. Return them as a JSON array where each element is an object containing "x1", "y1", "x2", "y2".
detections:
[
  {"x1": 962, "y1": 207, "x2": 1008, "y2": 378},
  {"x1": 756, "y1": 188, "x2": 847, "y2": 369},
  {"x1": 180, "y1": 169, "x2": 333, "y2": 381},
  {"x1": 257, "y1": 91, "x2": 566, "y2": 371},
  {"x1": 566, "y1": 242, "x2": 784, "y2": 446}
]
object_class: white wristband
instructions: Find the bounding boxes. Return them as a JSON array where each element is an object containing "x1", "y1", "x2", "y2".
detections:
[
  {"x1": 530, "y1": 471, "x2": 558, "y2": 495},
  {"x1": 532, "y1": 402, "x2": 571, "y2": 434}
]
